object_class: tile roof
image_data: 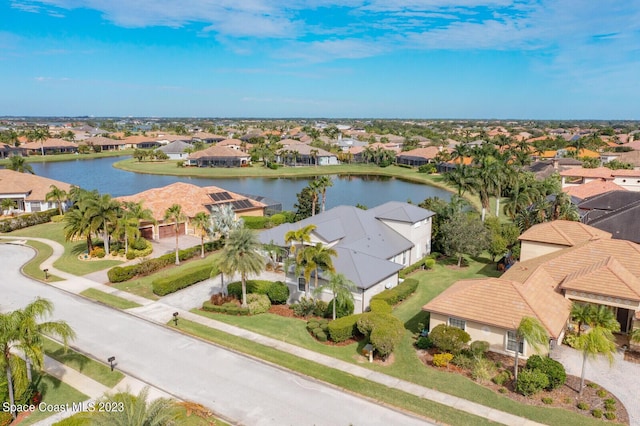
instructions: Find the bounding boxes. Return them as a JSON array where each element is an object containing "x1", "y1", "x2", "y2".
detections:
[
  {"x1": 559, "y1": 167, "x2": 615, "y2": 179},
  {"x1": 560, "y1": 256, "x2": 640, "y2": 301},
  {"x1": 116, "y1": 182, "x2": 264, "y2": 221},
  {"x1": 0, "y1": 169, "x2": 73, "y2": 201},
  {"x1": 21, "y1": 138, "x2": 77, "y2": 149},
  {"x1": 563, "y1": 180, "x2": 626, "y2": 200},
  {"x1": 157, "y1": 140, "x2": 193, "y2": 154},
  {"x1": 188, "y1": 145, "x2": 250, "y2": 159},
  {"x1": 81, "y1": 136, "x2": 126, "y2": 146},
  {"x1": 397, "y1": 146, "x2": 445, "y2": 160},
  {"x1": 518, "y1": 220, "x2": 611, "y2": 246}
]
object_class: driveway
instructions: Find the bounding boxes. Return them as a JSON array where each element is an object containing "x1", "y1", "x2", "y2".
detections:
[
  {"x1": 2, "y1": 244, "x2": 432, "y2": 426},
  {"x1": 551, "y1": 343, "x2": 640, "y2": 425}
]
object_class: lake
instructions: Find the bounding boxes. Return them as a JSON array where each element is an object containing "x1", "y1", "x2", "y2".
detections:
[{"x1": 30, "y1": 157, "x2": 452, "y2": 210}]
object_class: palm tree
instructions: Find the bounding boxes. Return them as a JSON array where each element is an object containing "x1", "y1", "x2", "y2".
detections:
[
  {"x1": 308, "y1": 179, "x2": 320, "y2": 216},
  {"x1": 571, "y1": 303, "x2": 593, "y2": 337},
  {"x1": 284, "y1": 224, "x2": 316, "y2": 255},
  {"x1": 512, "y1": 316, "x2": 549, "y2": 383},
  {"x1": 87, "y1": 193, "x2": 121, "y2": 256},
  {"x1": 164, "y1": 204, "x2": 186, "y2": 265},
  {"x1": 1, "y1": 198, "x2": 16, "y2": 215},
  {"x1": 315, "y1": 176, "x2": 333, "y2": 212},
  {"x1": 6, "y1": 155, "x2": 34, "y2": 174},
  {"x1": 209, "y1": 204, "x2": 242, "y2": 239},
  {"x1": 45, "y1": 185, "x2": 68, "y2": 216},
  {"x1": 297, "y1": 243, "x2": 337, "y2": 297},
  {"x1": 192, "y1": 211, "x2": 211, "y2": 258},
  {"x1": 217, "y1": 228, "x2": 265, "y2": 307},
  {"x1": 314, "y1": 272, "x2": 355, "y2": 320},
  {"x1": 64, "y1": 194, "x2": 100, "y2": 253},
  {"x1": 444, "y1": 164, "x2": 476, "y2": 196},
  {"x1": 119, "y1": 201, "x2": 155, "y2": 255},
  {"x1": 576, "y1": 327, "x2": 616, "y2": 396},
  {"x1": 29, "y1": 127, "x2": 50, "y2": 156},
  {"x1": 1, "y1": 298, "x2": 75, "y2": 419},
  {"x1": 92, "y1": 387, "x2": 179, "y2": 426},
  {"x1": 587, "y1": 305, "x2": 620, "y2": 333}
]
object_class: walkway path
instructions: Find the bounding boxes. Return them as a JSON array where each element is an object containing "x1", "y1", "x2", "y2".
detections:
[{"x1": 3, "y1": 236, "x2": 611, "y2": 426}]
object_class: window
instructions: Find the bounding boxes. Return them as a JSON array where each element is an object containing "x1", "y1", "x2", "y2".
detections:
[
  {"x1": 506, "y1": 331, "x2": 524, "y2": 354},
  {"x1": 298, "y1": 277, "x2": 306, "y2": 292},
  {"x1": 448, "y1": 317, "x2": 466, "y2": 330},
  {"x1": 402, "y1": 251, "x2": 407, "y2": 265}
]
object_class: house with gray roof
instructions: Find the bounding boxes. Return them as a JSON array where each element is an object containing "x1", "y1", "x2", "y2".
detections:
[
  {"x1": 156, "y1": 140, "x2": 193, "y2": 160},
  {"x1": 259, "y1": 201, "x2": 434, "y2": 312}
]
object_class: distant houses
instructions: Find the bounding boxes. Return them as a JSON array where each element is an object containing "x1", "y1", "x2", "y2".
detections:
[{"x1": 185, "y1": 145, "x2": 251, "y2": 167}]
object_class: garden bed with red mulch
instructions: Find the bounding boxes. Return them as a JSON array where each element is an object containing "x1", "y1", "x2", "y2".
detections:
[{"x1": 418, "y1": 349, "x2": 628, "y2": 424}]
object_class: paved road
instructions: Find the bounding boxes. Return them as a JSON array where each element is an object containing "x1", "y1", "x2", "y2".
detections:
[{"x1": 2, "y1": 244, "x2": 432, "y2": 426}]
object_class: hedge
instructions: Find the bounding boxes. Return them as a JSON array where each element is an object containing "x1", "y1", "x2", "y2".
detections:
[
  {"x1": 327, "y1": 314, "x2": 361, "y2": 343},
  {"x1": 266, "y1": 281, "x2": 289, "y2": 304},
  {"x1": 369, "y1": 299, "x2": 392, "y2": 314},
  {"x1": 242, "y1": 216, "x2": 272, "y2": 229},
  {"x1": 369, "y1": 315, "x2": 404, "y2": 358},
  {"x1": 326, "y1": 297, "x2": 354, "y2": 318},
  {"x1": 0, "y1": 208, "x2": 57, "y2": 232},
  {"x1": 525, "y1": 355, "x2": 566, "y2": 390},
  {"x1": 227, "y1": 280, "x2": 275, "y2": 299},
  {"x1": 514, "y1": 369, "x2": 549, "y2": 396},
  {"x1": 202, "y1": 301, "x2": 250, "y2": 315},
  {"x1": 247, "y1": 293, "x2": 271, "y2": 315},
  {"x1": 152, "y1": 264, "x2": 217, "y2": 296},
  {"x1": 371, "y1": 278, "x2": 418, "y2": 305},
  {"x1": 398, "y1": 258, "x2": 429, "y2": 278}
]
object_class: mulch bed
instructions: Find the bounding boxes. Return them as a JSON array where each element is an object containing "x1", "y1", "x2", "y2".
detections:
[
  {"x1": 419, "y1": 349, "x2": 629, "y2": 424},
  {"x1": 623, "y1": 350, "x2": 640, "y2": 364},
  {"x1": 268, "y1": 304, "x2": 296, "y2": 318}
]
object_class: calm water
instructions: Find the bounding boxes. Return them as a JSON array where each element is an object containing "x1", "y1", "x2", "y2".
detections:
[{"x1": 30, "y1": 157, "x2": 451, "y2": 210}]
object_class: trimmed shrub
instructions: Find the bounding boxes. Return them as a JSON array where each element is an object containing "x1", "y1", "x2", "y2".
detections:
[
  {"x1": 313, "y1": 300, "x2": 328, "y2": 317},
  {"x1": 315, "y1": 330, "x2": 328, "y2": 342},
  {"x1": 326, "y1": 297, "x2": 354, "y2": 318},
  {"x1": 242, "y1": 216, "x2": 272, "y2": 229},
  {"x1": 525, "y1": 355, "x2": 566, "y2": 390},
  {"x1": 269, "y1": 213, "x2": 287, "y2": 225},
  {"x1": 327, "y1": 314, "x2": 361, "y2": 343},
  {"x1": 227, "y1": 280, "x2": 274, "y2": 299},
  {"x1": 210, "y1": 293, "x2": 236, "y2": 305},
  {"x1": 90, "y1": 247, "x2": 106, "y2": 258},
  {"x1": 592, "y1": 409, "x2": 603, "y2": 418},
  {"x1": 266, "y1": 281, "x2": 289, "y2": 304},
  {"x1": 369, "y1": 299, "x2": 392, "y2": 314},
  {"x1": 415, "y1": 336, "x2": 433, "y2": 350},
  {"x1": 130, "y1": 238, "x2": 153, "y2": 258},
  {"x1": 107, "y1": 266, "x2": 136, "y2": 283},
  {"x1": 152, "y1": 264, "x2": 215, "y2": 296},
  {"x1": 515, "y1": 369, "x2": 549, "y2": 396},
  {"x1": 432, "y1": 353, "x2": 454, "y2": 367},
  {"x1": 428, "y1": 324, "x2": 471, "y2": 354},
  {"x1": 202, "y1": 301, "x2": 250, "y2": 316},
  {"x1": 577, "y1": 402, "x2": 589, "y2": 410},
  {"x1": 604, "y1": 412, "x2": 616, "y2": 420},
  {"x1": 0, "y1": 208, "x2": 57, "y2": 232},
  {"x1": 247, "y1": 293, "x2": 271, "y2": 315},
  {"x1": 541, "y1": 397, "x2": 553, "y2": 405},
  {"x1": 424, "y1": 258, "x2": 436, "y2": 270},
  {"x1": 469, "y1": 341, "x2": 490, "y2": 358},
  {"x1": 291, "y1": 297, "x2": 319, "y2": 317},
  {"x1": 596, "y1": 389, "x2": 607, "y2": 398},
  {"x1": 369, "y1": 316, "x2": 404, "y2": 358},
  {"x1": 492, "y1": 370, "x2": 512, "y2": 386},
  {"x1": 498, "y1": 387, "x2": 507, "y2": 394},
  {"x1": 371, "y1": 278, "x2": 418, "y2": 305}
]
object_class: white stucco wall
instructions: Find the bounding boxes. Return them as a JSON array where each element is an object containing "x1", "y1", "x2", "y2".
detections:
[
  {"x1": 520, "y1": 240, "x2": 567, "y2": 262},
  {"x1": 379, "y1": 217, "x2": 432, "y2": 264}
]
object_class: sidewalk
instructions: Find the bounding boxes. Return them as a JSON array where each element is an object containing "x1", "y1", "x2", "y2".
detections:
[{"x1": 6, "y1": 237, "x2": 548, "y2": 426}]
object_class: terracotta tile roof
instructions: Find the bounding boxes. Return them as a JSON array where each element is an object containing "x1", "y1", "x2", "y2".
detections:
[
  {"x1": 0, "y1": 169, "x2": 72, "y2": 201},
  {"x1": 81, "y1": 136, "x2": 126, "y2": 146},
  {"x1": 123, "y1": 135, "x2": 156, "y2": 144},
  {"x1": 397, "y1": 146, "x2": 447, "y2": 159},
  {"x1": 559, "y1": 167, "x2": 615, "y2": 179},
  {"x1": 563, "y1": 180, "x2": 626, "y2": 200},
  {"x1": 216, "y1": 138, "x2": 245, "y2": 147},
  {"x1": 116, "y1": 182, "x2": 264, "y2": 221},
  {"x1": 188, "y1": 145, "x2": 250, "y2": 159},
  {"x1": 21, "y1": 138, "x2": 77, "y2": 149},
  {"x1": 560, "y1": 256, "x2": 640, "y2": 301},
  {"x1": 423, "y1": 274, "x2": 571, "y2": 338},
  {"x1": 611, "y1": 169, "x2": 640, "y2": 177},
  {"x1": 518, "y1": 220, "x2": 611, "y2": 246}
]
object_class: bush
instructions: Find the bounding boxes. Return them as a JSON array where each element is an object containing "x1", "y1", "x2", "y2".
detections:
[
  {"x1": 398, "y1": 260, "x2": 428, "y2": 279},
  {"x1": 247, "y1": 293, "x2": 271, "y2": 315},
  {"x1": 428, "y1": 324, "x2": 471, "y2": 354},
  {"x1": 126, "y1": 251, "x2": 136, "y2": 260},
  {"x1": 492, "y1": 370, "x2": 512, "y2": 386},
  {"x1": 90, "y1": 247, "x2": 105, "y2": 258},
  {"x1": 152, "y1": 264, "x2": 215, "y2": 296},
  {"x1": 604, "y1": 398, "x2": 616, "y2": 411},
  {"x1": 210, "y1": 293, "x2": 236, "y2": 306},
  {"x1": 424, "y1": 258, "x2": 436, "y2": 270},
  {"x1": 314, "y1": 300, "x2": 328, "y2": 317},
  {"x1": 451, "y1": 353, "x2": 474, "y2": 370},
  {"x1": 515, "y1": 369, "x2": 549, "y2": 396},
  {"x1": 469, "y1": 341, "x2": 490, "y2": 358},
  {"x1": 577, "y1": 402, "x2": 589, "y2": 410},
  {"x1": 369, "y1": 299, "x2": 392, "y2": 314},
  {"x1": 327, "y1": 314, "x2": 361, "y2": 343},
  {"x1": 291, "y1": 297, "x2": 318, "y2": 317},
  {"x1": 0, "y1": 208, "x2": 57, "y2": 232},
  {"x1": 541, "y1": 397, "x2": 553, "y2": 405},
  {"x1": 591, "y1": 409, "x2": 603, "y2": 418},
  {"x1": 315, "y1": 330, "x2": 328, "y2": 342},
  {"x1": 418, "y1": 164, "x2": 437, "y2": 174},
  {"x1": 369, "y1": 316, "x2": 404, "y2": 358},
  {"x1": 227, "y1": 280, "x2": 275, "y2": 299},
  {"x1": 604, "y1": 412, "x2": 616, "y2": 420},
  {"x1": 130, "y1": 238, "x2": 153, "y2": 257},
  {"x1": 107, "y1": 266, "x2": 136, "y2": 283},
  {"x1": 432, "y1": 353, "x2": 454, "y2": 367},
  {"x1": 326, "y1": 297, "x2": 354, "y2": 318},
  {"x1": 306, "y1": 320, "x2": 319, "y2": 331},
  {"x1": 596, "y1": 389, "x2": 607, "y2": 397},
  {"x1": 242, "y1": 216, "x2": 272, "y2": 229},
  {"x1": 266, "y1": 281, "x2": 289, "y2": 304},
  {"x1": 525, "y1": 355, "x2": 566, "y2": 390},
  {"x1": 415, "y1": 336, "x2": 433, "y2": 350},
  {"x1": 498, "y1": 387, "x2": 507, "y2": 394},
  {"x1": 202, "y1": 301, "x2": 250, "y2": 316},
  {"x1": 371, "y1": 278, "x2": 418, "y2": 305},
  {"x1": 269, "y1": 213, "x2": 287, "y2": 225},
  {"x1": 471, "y1": 358, "x2": 496, "y2": 384}
]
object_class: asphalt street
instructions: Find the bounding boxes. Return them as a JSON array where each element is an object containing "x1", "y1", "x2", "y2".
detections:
[{"x1": 1, "y1": 244, "x2": 432, "y2": 426}]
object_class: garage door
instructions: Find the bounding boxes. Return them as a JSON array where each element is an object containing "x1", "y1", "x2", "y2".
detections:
[
  {"x1": 140, "y1": 226, "x2": 154, "y2": 239},
  {"x1": 158, "y1": 223, "x2": 185, "y2": 239}
]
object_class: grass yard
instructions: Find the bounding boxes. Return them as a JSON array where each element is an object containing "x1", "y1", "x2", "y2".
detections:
[
  {"x1": 80, "y1": 288, "x2": 142, "y2": 309},
  {"x1": 172, "y1": 319, "x2": 497, "y2": 426},
  {"x1": 112, "y1": 252, "x2": 220, "y2": 300},
  {"x1": 0, "y1": 150, "x2": 134, "y2": 166},
  {"x1": 8, "y1": 222, "x2": 122, "y2": 275},
  {"x1": 22, "y1": 240, "x2": 64, "y2": 282},
  {"x1": 19, "y1": 373, "x2": 89, "y2": 426},
  {"x1": 42, "y1": 337, "x2": 125, "y2": 388}
]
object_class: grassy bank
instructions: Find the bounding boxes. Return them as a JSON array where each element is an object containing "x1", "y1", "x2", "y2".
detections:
[
  {"x1": 80, "y1": 288, "x2": 142, "y2": 309},
  {"x1": 0, "y1": 150, "x2": 133, "y2": 165}
]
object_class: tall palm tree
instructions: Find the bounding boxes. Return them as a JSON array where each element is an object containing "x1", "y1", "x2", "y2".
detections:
[
  {"x1": 315, "y1": 176, "x2": 333, "y2": 212},
  {"x1": 192, "y1": 211, "x2": 211, "y2": 258},
  {"x1": 444, "y1": 164, "x2": 476, "y2": 197},
  {"x1": 1, "y1": 198, "x2": 16, "y2": 215},
  {"x1": 121, "y1": 201, "x2": 155, "y2": 255},
  {"x1": 576, "y1": 326, "x2": 616, "y2": 396},
  {"x1": 45, "y1": 184, "x2": 68, "y2": 216},
  {"x1": 64, "y1": 195, "x2": 100, "y2": 253},
  {"x1": 587, "y1": 305, "x2": 620, "y2": 333},
  {"x1": 512, "y1": 316, "x2": 549, "y2": 383},
  {"x1": 297, "y1": 243, "x2": 337, "y2": 297},
  {"x1": 217, "y1": 228, "x2": 265, "y2": 307},
  {"x1": 284, "y1": 224, "x2": 316, "y2": 255},
  {"x1": 6, "y1": 155, "x2": 34, "y2": 174},
  {"x1": 87, "y1": 193, "x2": 121, "y2": 256},
  {"x1": 29, "y1": 127, "x2": 50, "y2": 156},
  {"x1": 314, "y1": 272, "x2": 355, "y2": 320},
  {"x1": 92, "y1": 387, "x2": 179, "y2": 426},
  {"x1": 1, "y1": 298, "x2": 75, "y2": 419},
  {"x1": 164, "y1": 204, "x2": 186, "y2": 265},
  {"x1": 308, "y1": 179, "x2": 320, "y2": 216},
  {"x1": 571, "y1": 303, "x2": 593, "y2": 337}
]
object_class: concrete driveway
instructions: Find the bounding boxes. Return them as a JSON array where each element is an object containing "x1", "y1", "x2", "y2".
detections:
[{"x1": 2, "y1": 243, "x2": 432, "y2": 426}]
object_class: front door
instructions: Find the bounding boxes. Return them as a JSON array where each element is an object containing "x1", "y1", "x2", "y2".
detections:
[{"x1": 616, "y1": 308, "x2": 631, "y2": 333}]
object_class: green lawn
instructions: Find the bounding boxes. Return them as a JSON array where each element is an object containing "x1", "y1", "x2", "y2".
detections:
[
  {"x1": 80, "y1": 288, "x2": 142, "y2": 310},
  {"x1": 22, "y1": 240, "x2": 64, "y2": 282},
  {"x1": 8, "y1": 222, "x2": 123, "y2": 275},
  {"x1": 189, "y1": 257, "x2": 603, "y2": 426},
  {"x1": 0, "y1": 149, "x2": 134, "y2": 166},
  {"x1": 112, "y1": 252, "x2": 220, "y2": 300},
  {"x1": 173, "y1": 319, "x2": 497, "y2": 426},
  {"x1": 42, "y1": 337, "x2": 125, "y2": 388},
  {"x1": 19, "y1": 373, "x2": 89, "y2": 426}
]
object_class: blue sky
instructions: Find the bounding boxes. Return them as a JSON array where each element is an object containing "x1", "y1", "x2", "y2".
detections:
[{"x1": 1, "y1": 1, "x2": 639, "y2": 119}]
